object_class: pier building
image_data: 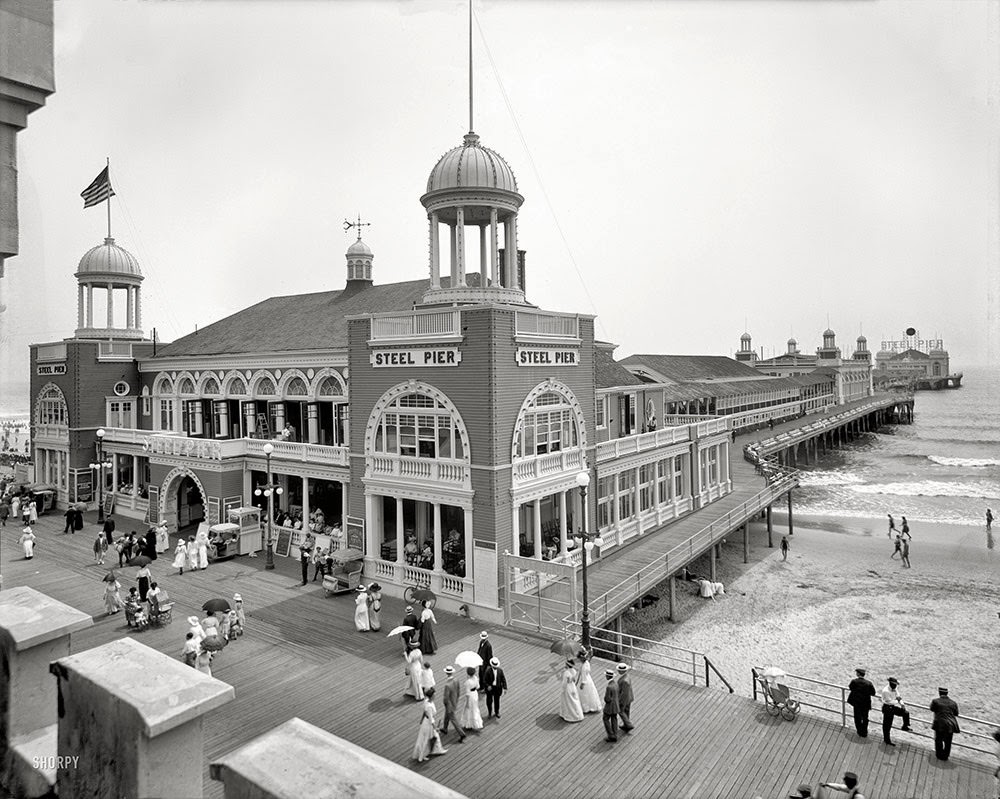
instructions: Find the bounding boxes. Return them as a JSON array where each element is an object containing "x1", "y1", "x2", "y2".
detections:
[{"x1": 874, "y1": 330, "x2": 962, "y2": 389}]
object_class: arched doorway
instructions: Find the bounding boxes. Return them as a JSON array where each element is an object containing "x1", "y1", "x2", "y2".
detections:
[{"x1": 160, "y1": 467, "x2": 207, "y2": 537}]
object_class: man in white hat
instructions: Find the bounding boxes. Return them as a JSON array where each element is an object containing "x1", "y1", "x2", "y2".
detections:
[
  {"x1": 438, "y1": 665, "x2": 466, "y2": 743},
  {"x1": 476, "y1": 631, "x2": 493, "y2": 687},
  {"x1": 483, "y1": 656, "x2": 508, "y2": 719},
  {"x1": 617, "y1": 663, "x2": 635, "y2": 732}
]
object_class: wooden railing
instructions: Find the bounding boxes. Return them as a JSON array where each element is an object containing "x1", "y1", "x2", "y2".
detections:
[
  {"x1": 367, "y1": 455, "x2": 467, "y2": 485},
  {"x1": 512, "y1": 448, "x2": 587, "y2": 483}
]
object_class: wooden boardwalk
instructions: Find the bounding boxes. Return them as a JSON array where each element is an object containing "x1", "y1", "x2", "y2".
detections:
[{"x1": 2, "y1": 512, "x2": 995, "y2": 798}]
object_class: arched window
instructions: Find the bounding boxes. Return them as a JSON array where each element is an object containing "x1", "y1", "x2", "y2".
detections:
[
  {"x1": 515, "y1": 390, "x2": 580, "y2": 458},
  {"x1": 228, "y1": 376, "x2": 247, "y2": 396},
  {"x1": 319, "y1": 376, "x2": 344, "y2": 396},
  {"x1": 156, "y1": 376, "x2": 173, "y2": 395},
  {"x1": 36, "y1": 385, "x2": 69, "y2": 426},
  {"x1": 203, "y1": 377, "x2": 220, "y2": 396},
  {"x1": 286, "y1": 376, "x2": 308, "y2": 396},
  {"x1": 373, "y1": 392, "x2": 465, "y2": 460},
  {"x1": 178, "y1": 377, "x2": 196, "y2": 395},
  {"x1": 255, "y1": 375, "x2": 276, "y2": 397}
]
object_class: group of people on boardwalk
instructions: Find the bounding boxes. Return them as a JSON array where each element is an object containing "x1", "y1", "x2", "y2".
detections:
[
  {"x1": 181, "y1": 597, "x2": 245, "y2": 678},
  {"x1": 409, "y1": 629, "x2": 508, "y2": 762},
  {"x1": 171, "y1": 529, "x2": 210, "y2": 574},
  {"x1": 353, "y1": 583, "x2": 385, "y2": 633},
  {"x1": 559, "y1": 653, "x2": 635, "y2": 743},
  {"x1": 886, "y1": 513, "x2": 911, "y2": 566},
  {"x1": 846, "y1": 667, "x2": 960, "y2": 759}
]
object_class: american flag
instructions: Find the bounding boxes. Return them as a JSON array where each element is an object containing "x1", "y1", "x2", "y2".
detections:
[{"x1": 81, "y1": 166, "x2": 115, "y2": 208}]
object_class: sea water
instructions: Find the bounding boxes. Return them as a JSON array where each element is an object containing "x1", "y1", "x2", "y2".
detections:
[{"x1": 793, "y1": 364, "x2": 1000, "y2": 527}]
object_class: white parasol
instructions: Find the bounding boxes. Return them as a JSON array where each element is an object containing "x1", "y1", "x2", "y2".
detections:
[
  {"x1": 454, "y1": 650, "x2": 483, "y2": 669},
  {"x1": 385, "y1": 625, "x2": 415, "y2": 638}
]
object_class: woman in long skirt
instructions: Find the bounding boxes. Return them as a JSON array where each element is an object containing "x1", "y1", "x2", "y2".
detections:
[
  {"x1": 420, "y1": 662, "x2": 436, "y2": 697},
  {"x1": 577, "y1": 650, "x2": 602, "y2": 713},
  {"x1": 196, "y1": 529, "x2": 209, "y2": 569},
  {"x1": 354, "y1": 586, "x2": 371, "y2": 632},
  {"x1": 404, "y1": 646, "x2": 425, "y2": 700},
  {"x1": 460, "y1": 667, "x2": 484, "y2": 730},
  {"x1": 136, "y1": 564, "x2": 153, "y2": 602},
  {"x1": 187, "y1": 616, "x2": 206, "y2": 647},
  {"x1": 172, "y1": 539, "x2": 188, "y2": 575},
  {"x1": 367, "y1": 583, "x2": 382, "y2": 631},
  {"x1": 412, "y1": 687, "x2": 447, "y2": 762},
  {"x1": 103, "y1": 576, "x2": 124, "y2": 615},
  {"x1": 418, "y1": 600, "x2": 437, "y2": 655},
  {"x1": 559, "y1": 660, "x2": 585, "y2": 723},
  {"x1": 186, "y1": 535, "x2": 199, "y2": 571},
  {"x1": 18, "y1": 527, "x2": 35, "y2": 559}
]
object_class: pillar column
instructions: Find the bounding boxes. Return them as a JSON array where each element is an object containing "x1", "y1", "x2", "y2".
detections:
[
  {"x1": 709, "y1": 544, "x2": 717, "y2": 582},
  {"x1": 301, "y1": 476, "x2": 310, "y2": 536},
  {"x1": 449, "y1": 224, "x2": 457, "y2": 284},
  {"x1": 86, "y1": 285, "x2": 94, "y2": 327},
  {"x1": 455, "y1": 207, "x2": 466, "y2": 286},
  {"x1": 77, "y1": 284, "x2": 84, "y2": 328},
  {"x1": 463, "y1": 508, "x2": 473, "y2": 581},
  {"x1": 52, "y1": 638, "x2": 233, "y2": 799},
  {"x1": 479, "y1": 224, "x2": 488, "y2": 287},
  {"x1": 364, "y1": 493, "x2": 375, "y2": 557},
  {"x1": 667, "y1": 575, "x2": 676, "y2": 622},
  {"x1": 512, "y1": 502, "x2": 520, "y2": 556},
  {"x1": 507, "y1": 216, "x2": 519, "y2": 290},
  {"x1": 429, "y1": 213, "x2": 440, "y2": 289},
  {"x1": 132, "y1": 455, "x2": 139, "y2": 499},
  {"x1": 558, "y1": 491, "x2": 568, "y2": 559},
  {"x1": 489, "y1": 208, "x2": 499, "y2": 286},
  {"x1": 533, "y1": 498, "x2": 542, "y2": 560},
  {"x1": 787, "y1": 489, "x2": 794, "y2": 535},
  {"x1": 766, "y1": 504, "x2": 773, "y2": 547},
  {"x1": 307, "y1": 403, "x2": 319, "y2": 444},
  {"x1": 395, "y1": 498, "x2": 405, "y2": 565},
  {"x1": 126, "y1": 286, "x2": 134, "y2": 329},
  {"x1": 106, "y1": 283, "x2": 114, "y2": 328},
  {"x1": 633, "y1": 466, "x2": 641, "y2": 535},
  {"x1": 432, "y1": 503, "x2": 442, "y2": 571},
  {"x1": 135, "y1": 289, "x2": 142, "y2": 331},
  {"x1": 742, "y1": 523, "x2": 749, "y2": 564}
]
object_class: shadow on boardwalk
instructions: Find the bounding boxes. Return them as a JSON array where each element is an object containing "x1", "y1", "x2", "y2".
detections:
[{"x1": 2, "y1": 513, "x2": 994, "y2": 798}]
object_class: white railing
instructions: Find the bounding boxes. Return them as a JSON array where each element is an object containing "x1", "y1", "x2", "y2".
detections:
[
  {"x1": 693, "y1": 418, "x2": 730, "y2": 438},
  {"x1": 245, "y1": 439, "x2": 349, "y2": 467},
  {"x1": 370, "y1": 310, "x2": 460, "y2": 340},
  {"x1": 32, "y1": 424, "x2": 68, "y2": 441},
  {"x1": 368, "y1": 455, "x2": 468, "y2": 485},
  {"x1": 512, "y1": 448, "x2": 587, "y2": 483},
  {"x1": 515, "y1": 310, "x2": 579, "y2": 339},
  {"x1": 595, "y1": 425, "x2": 691, "y2": 463},
  {"x1": 101, "y1": 427, "x2": 182, "y2": 444},
  {"x1": 35, "y1": 343, "x2": 67, "y2": 362},
  {"x1": 439, "y1": 573, "x2": 465, "y2": 596},
  {"x1": 98, "y1": 341, "x2": 134, "y2": 360}
]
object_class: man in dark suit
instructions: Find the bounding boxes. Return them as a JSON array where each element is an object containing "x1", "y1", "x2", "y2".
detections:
[
  {"x1": 103, "y1": 516, "x2": 116, "y2": 545},
  {"x1": 930, "y1": 686, "x2": 960, "y2": 760},
  {"x1": 483, "y1": 656, "x2": 508, "y2": 719},
  {"x1": 617, "y1": 663, "x2": 635, "y2": 732},
  {"x1": 438, "y1": 666, "x2": 466, "y2": 742},
  {"x1": 476, "y1": 631, "x2": 493, "y2": 687},
  {"x1": 847, "y1": 667, "x2": 876, "y2": 737},
  {"x1": 602, "y1": 670, "x2": 620, "y2": 743},
  {"x1": 401, "y1": 606, "x2": 420, "y2": 651}
]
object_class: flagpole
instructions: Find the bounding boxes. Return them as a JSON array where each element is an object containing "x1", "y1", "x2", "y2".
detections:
[{"x1": 106, "y1": 157, "x2": 111, "y2": 238}]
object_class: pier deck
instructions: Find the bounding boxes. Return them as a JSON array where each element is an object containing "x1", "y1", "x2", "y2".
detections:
[{"x1": 2, "y1": 510, "x2": 993, "y2": 798}]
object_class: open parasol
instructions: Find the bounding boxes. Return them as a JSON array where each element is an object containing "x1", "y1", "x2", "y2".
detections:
[
  {"x1": 127, "y1": 554, "x2": 152, "y2": 568},
  {"x1": 329, "y1": 547, "x2": 364, "y2": 563},
  {"x1": 410, "y1": 587, "x2": 436, "y2": 603},
  {"x1": 454, "y1": 650, "x2": 483, "y2": 669},
  {"x1": 200, "y1": 636, "x2": 228, "y2": 652},
  {"x1": 549, "y1": 638, "x2": 579, "y2": 659},
  {"x1": 102, "y1": 570, "x2": 119, "y2": 583},
  {"x1": 202, "y1": 598, "x2": 231, "y2": 614},
  {"x1": 762, "y1": 666, "x2": 786, "y2": 680},
  {"x1": 386, "y1": 625, "x2": 415, "y2": 638}
]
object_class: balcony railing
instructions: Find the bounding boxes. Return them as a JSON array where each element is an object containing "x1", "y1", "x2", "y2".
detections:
[
  {"x1": 366, "y1": 558, "x2": 471, "y2": 601},
  {"x1": 512, "y1": 448, "x2": 587, "y2": 483},
  {"x1": 370, "y1": 310, "x2": 460, "y2": 341},
  {"x1": 595, "y1": 424, "x2": 692, "y2": 463},
  {"x1": 515, "y1": 310, "x2": 580, "y2": 339},
  {"x1": 367, "y1": 455, "x2": 468, "y2": 485}
]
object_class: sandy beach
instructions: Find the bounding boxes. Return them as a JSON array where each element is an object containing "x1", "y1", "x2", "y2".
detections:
[{"x1": 626, "y1": 512, "x2": 1000, "y2": 726}]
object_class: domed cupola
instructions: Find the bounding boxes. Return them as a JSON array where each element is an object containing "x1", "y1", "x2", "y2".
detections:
[
  {"x1": 787, "y1": 337, "x2": 799, "y2": 355},
  {"x1": 73, "y1": 236, "x2": 145, "y2": 339},
  {"x1": 419, "y1": 131, "x2": 527, "y2": 306},
  {"x1": 853, "y1": 334, "x2": 871, "y2": 361},
  {"x1": 345, "y1": 235, "x2": 374, "y2": 290},
  {"x1": 735, "y1": 331, "x2": 757, "y2": 363}
]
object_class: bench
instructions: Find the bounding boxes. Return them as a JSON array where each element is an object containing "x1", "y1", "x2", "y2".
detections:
[{"x1": 149, "y1": 592, "x2": 174, "y2": 626}]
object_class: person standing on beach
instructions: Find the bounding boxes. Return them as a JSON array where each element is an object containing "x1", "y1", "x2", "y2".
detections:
[
  {"x1": 847, "y1": 668, "x2": 876, "y2": 738},
  {"x1": 987, "y1": 508, "x2": 994, "y2": 532},
  {"x1": 880, "y1": 677, "x2": 911, "y2": 746},
  {"x1": 930, "y1": 686, "x2": 960, "y2": 761},
  {"x1": 900, "y1": 537, "x2": 911, "y2": 568},
  {"x1": 780, "y1": 535, "x2": 789, "y2": 561},
  {"x1": 890, "y1": 531, "x2": 902, "y2": 559},
  {"x1": 888, "y1": 513, "x2": 896, "y2": 535}
]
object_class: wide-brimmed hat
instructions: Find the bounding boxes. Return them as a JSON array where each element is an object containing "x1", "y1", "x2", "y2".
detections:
[
  {"x1": 490, "y1": 657, "x2": 499, "y2": 667},
  {"x1": 233, "y1": 593, "x2": 242, "y2": 602},
  {"x1": 187, "y1": 616, "x2": 200, "y2": 626},
  {"x1": 356, "y1": 584, "x2": 367, "y2": 592},
  {"x1": 604, "y1": 669, "x2": 615, "y2": 679},
  {"x1": 444, "y1": 666, "x2": 455, "y2": 675},
  {"x1": 617, "y1": 663, "x2": 630, "y2": 673},
  {"x1": 480, "y1": 631, "x2": 489, "y2": 639}
]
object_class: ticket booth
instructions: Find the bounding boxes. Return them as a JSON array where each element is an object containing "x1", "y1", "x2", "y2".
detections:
[{"x1": 228, "y1": 506, "x2": 262, "y2": 555}]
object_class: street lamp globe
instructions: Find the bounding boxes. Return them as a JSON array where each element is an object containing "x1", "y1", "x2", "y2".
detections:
[
  {"x1": 263, "y1": 442, "x2": 274, "y2": 456},
  {"x1": 96, "y1": 428, "x2": 105, "y2": 439},
  {"x1": 575, "y1": 471, "x2": 590, "y2": 489}
]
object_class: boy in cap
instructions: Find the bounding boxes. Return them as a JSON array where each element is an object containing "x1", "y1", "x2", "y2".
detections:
[
  {"x1": 617, "y1": 663, "x2": 635, "y2": 732},
  {"x1": 820, "y1": 771, "x2": 865, "y2": 798},
  {"x1": 846, "y1": 668, "x2": 876, "y2": 737},
  {"x1": 880, "y1": 676, "x2": 911, "y2": 745},
  {"x1": 602, "y1": 670, "x2": 620, "y2": 743},
  {"x1": 476, "y1": 631, "x2": 493, "y2": 688},
  {"x1": 438, "y1": 665, "x2": 466, "y2": 743},
  {"x1": 483, "y1": 656, "x2": 508, "y2": 719}
]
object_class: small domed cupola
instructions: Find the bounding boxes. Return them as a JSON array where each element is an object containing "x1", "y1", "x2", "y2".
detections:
[
  {"x1": 420, "y1": 131, "x2": 528, "y2": 306},
  {"x1": 735, "y1": 332, "x2": 757, "y2": 363},
  {"x1": 345, "y1": 236, "x2": 374, "y2": 289},
  {"x1": 853, "y1": 334, "x2": 871, "y2": 361},
  {"x1": 787, "y1": 337, "x2": 799, "y2": 355},
  {"x1": 73, "y1": 236, "x2": 145, "y2": 339}
]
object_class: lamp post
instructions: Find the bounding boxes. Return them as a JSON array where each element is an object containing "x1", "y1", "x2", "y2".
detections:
[
  {"x1": 254, "y1": 442, "x2": 282, "y2": 570},
  {"x1": 89, "y1": 428, "x2": 109, "y2": 523},
  {"x1": 573, "y1": 470, "x2": 602, "y2": 651}
]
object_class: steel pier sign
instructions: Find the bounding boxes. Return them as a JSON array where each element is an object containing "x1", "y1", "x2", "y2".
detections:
[
  {"x1": 370, "y1": 347, "x2": 462, "y2": 367},
  {"x1": 516, "y1": 347, "x2": 579, "y2": 366}
]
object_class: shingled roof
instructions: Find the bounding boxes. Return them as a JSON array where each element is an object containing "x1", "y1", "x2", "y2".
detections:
[
  {"x1": 619, "y1": 354, "x2": 763, "y2": 383},
  {"x1": 154, "y1": 278, "x2": 433, "y2": 358},
  {"x1": 595, "y1": 346, "x2": 644, "y2": 389}
]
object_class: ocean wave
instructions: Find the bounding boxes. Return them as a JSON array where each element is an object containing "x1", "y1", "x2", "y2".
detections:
[
  {"x1": 796, "y1": 470, "x2": 864, "y2": 487},
  {"x1": 848, "y1": 480, "x2": 999, "y2": 500},
  {"x1": 927, "y1": 456, "x2": 1000, "y2": 468}
]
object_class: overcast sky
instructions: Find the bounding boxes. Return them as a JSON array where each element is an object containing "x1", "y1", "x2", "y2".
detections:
[{"x1": 3, "y1": 0, "x2": 997, "y2": 411}]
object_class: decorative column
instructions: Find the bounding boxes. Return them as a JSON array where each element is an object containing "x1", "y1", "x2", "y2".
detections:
[
  {"x1": 86, "y1": 285, "x2": 94, "y2": 327},
  {"x1": 126, "y1": 286, "x2": 134, "y2": 329},
  {"x1": 633, "y1": 466, "x2": 641, "y2": 535},
  {"x1": 508, "y1": 216, "x2": 519, "y2": 289},
  {"x1": 307, "y1": 403, "x2": 319, "y2": 444},
  {"x1": 132, "y1": 455, "x2": 139, "y2": 500},
  {"x1": 511, "y1": 503, "x2": 520, "y2": 556},
  {"x1": 106, "y1": 283, "x2": 114, "y2": 328},
  {"x1": 449, "y1": 225, "x2": 457, "y2": 284},
  {"x1": 395, "y1": 498, "x2": 405, "y2": 566},
  {"x1": 364, "y1": 494, "x2": 375, "y2": 557},
  {"x1": 455, "y1": 207, "x2": 466, "y2": 286},
  {"x1": 77, "y1": 284, "x2": 84, "y2": 328},
  {"x1": 243, "y1": 403, "x2": 256, "y2": 437},
  {"x1": 558, "y1": 491, "x2": 567, "y2": 559},
  {"x1": 432, "y1": 502, "x2": 442, "y2": 571},
  {"x1": 489, "y1": 209, "x2": 499, "y2": 286},
  {"x1": 429, "y1": 213, "x2": 440, "y2": 289},
  {"x1": 463, "y1": 508, "x2": 473, "y2": 582},
  {"x1": 479, "y1": 225, "x2": 488, "y2": 287},
  {"x1": 135, "y1": 289, "x2": 142, "y2": 330},
  {"x1": 533, "y1": 498, "x2": 542, "y2": 559},
  {"x1": 301, "y1": 476, "x2": 310, "y2": 534}
]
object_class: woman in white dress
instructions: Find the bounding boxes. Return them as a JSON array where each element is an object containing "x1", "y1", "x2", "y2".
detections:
[
  {"x1": 404, "y1": 646, "x2": 425, "y2": 700},
  {"x1": 577, "y1": 650, "x2": 602, "y2": 714},
  {"x1": 559, "y1": 659, "x2": 585, "y2": 723},
  {"x1": 194, "y1": 647, "x2": 213, "y2": 677},
  {"x1": 186, "y1": 535, "x2": 199, "y2": 571},
  {"x1": 187, "y1": 616, "x2": 206, "y2": 648},
  {"x1": 354, "y1": 585, "x2": 371, "y2": 632},
  {"x1": 420, "y1": 662, "x2": 436, "y2": 697},
  {"x1": 460, "y1": 667, "x2": 484, "y2": 730},
  {"x1": 19, "y1": 527, "x2": 35, "y2": 559},
  {"x1": 172, "y1": 539, "x2": 188, "y2": 575},
  {"x1": 103, "y1": 576, "x2": 124, "y2": 615},
  {"x1": 412, "y1": 687, "x2": 447, "y2": 762},
  {"x1": 196, "y1": 528, "x2": 210, "y2": 569}
]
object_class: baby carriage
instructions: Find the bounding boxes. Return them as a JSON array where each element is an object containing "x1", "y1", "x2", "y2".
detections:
[{"x1": 756, "y1": 669, "x2": 800, "y2": 721}]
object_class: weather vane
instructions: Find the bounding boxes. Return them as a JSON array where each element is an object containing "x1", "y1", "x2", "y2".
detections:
[{"x1": 343, "y1": 214, "x2": 371, "y2": 241}]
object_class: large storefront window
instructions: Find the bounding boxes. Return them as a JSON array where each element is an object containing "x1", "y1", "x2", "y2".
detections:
[
  {"x1": 639, "y1": 464, "x2": 655, "y2": 511},
  {"x1": 37, "y1": 386, "x2": 68, "y2": 426},
  {"x1": 617, "y1": 470, "x2": 635, "y2": 521},
  {"x1": 515, "y1": 391, "x2": 580, "y2": 458},
  {"x1": 376, "y1": 496, "x2": 466, "y2": 577}
]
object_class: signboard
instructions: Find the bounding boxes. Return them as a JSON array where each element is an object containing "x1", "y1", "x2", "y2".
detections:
[
  {"x1": 345, "y1": 515, "x2": 365, "y2": 552},
  {"x1": 75, "y1": 475, "x2": 93, "y2": 504},
  {"x1": 515, "y1": 347, "x2": 579, "y2": 367},
  {"x1": 274, "y1": 528, "x2": 292, "y2": 557},
  {"x1": 879, "y1": 337, "x2": 943, "y2": 354},
  {"x1": 36, "y1": 364, "x2": 66, "y2": 376},
  {"x1": 146, "y1": 486, "x2": 159, "y2": 524},
  {"x1": 143, "y1": 436, "x2": 222, "y2": 461},
  {"x1": 370, "y1": 347, "x2": 462, "y2": 368},
  {"x1": 102, "y1": 493, "x2": 115, "y2": 517},
  {"x1": 207, "y1": 497, "x2": 221, "y2": 526}
]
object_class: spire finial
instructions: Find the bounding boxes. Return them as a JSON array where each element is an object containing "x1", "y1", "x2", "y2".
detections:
[
  {"x1": 344, "y1": 214, "x2": 371, "y2": 241},
  {"x1": 469, "y1": 0, "x2": 474, "y2": 134}
]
